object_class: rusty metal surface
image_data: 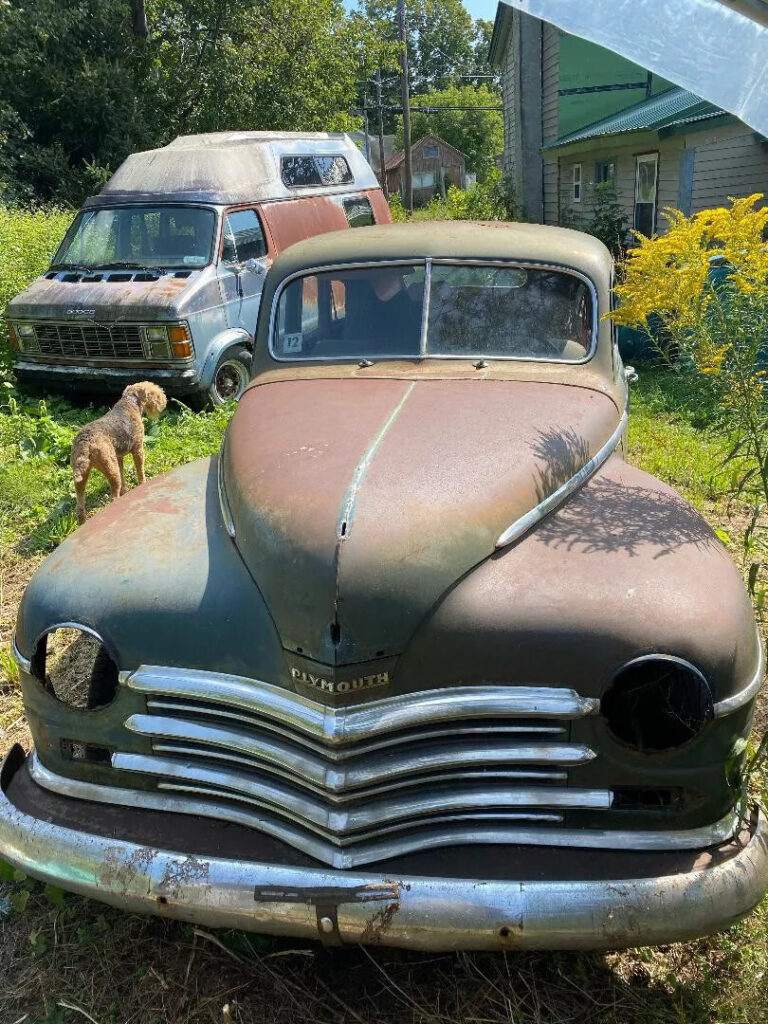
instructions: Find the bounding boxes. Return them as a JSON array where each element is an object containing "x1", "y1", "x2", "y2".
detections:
[
  {"x1": 224, "y1": 377, "x2": 618, "y2": 665},
  {"x1": 8, "y1": 266, "x2": 221, "y2": 323},
  {"x1": 14, "y1": 457, "x2": 284, "y2": 684},
  {"x1": 1, "y1": 746, "x2": 767, "y2": 951}
]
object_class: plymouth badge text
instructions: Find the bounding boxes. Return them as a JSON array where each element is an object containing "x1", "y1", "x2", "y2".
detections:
[{"x1": 290, "y1": 667, "x2": 390, "y2": 694}]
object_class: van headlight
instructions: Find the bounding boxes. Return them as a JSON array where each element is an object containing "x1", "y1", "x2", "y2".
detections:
[
  {"x1": 143, "y1": 323, "x2": 193, "y2": 360},
  {"x1": 8, "y1": 322, "x2": 39, "y2": 352}
]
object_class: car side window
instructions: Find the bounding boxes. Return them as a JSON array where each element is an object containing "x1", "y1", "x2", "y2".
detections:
[
  {"x1": 342, "y1": 196, "x2": 375, "y2": 228},
  {"x1": 222, "y1": 209, "x2": 267, "y2": 264}
]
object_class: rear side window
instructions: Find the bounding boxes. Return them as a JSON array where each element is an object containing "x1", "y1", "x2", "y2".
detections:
[
  {"x1": 342, "y1": 196, "x2": 374, "y2": 228},
  {"x1": 281, "y1": 155, "x2": 353, "y2": 188},
  {"x1": 222, "y1": 209, "x2": 267, "y2": 264}
]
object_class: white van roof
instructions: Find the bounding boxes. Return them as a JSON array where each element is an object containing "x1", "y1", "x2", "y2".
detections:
[{"x1": 85, "y1": 132, "x2": 379, "y2": 208}]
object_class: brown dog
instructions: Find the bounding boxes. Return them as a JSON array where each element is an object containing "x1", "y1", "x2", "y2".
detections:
[{"x1": 71, "y1": 382, "x2": 167, "y2": 524}]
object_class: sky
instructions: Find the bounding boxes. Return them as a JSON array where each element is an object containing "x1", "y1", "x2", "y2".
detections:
[{"x1": 343, "y1": 0, "x2": 500, "y2": 22}]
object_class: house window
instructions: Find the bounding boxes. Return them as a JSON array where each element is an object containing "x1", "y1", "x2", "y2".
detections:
[
  {"x1": 413, "y1": 171, "x2": 436, "y2": 189},
  {"x1": 595, "y1": 160, "x2": 616, "y2": 185},
  {"x1": 634, "y1": 153, "x2": 658, "y2": 236},
  {"x1": 572, "y1": 163, "x2": 582, "y2": 203},
  {"x1": 422, "y1": 145, "x2": 439, "y2": 159}
]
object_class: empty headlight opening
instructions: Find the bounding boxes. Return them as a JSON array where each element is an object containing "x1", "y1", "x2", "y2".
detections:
[
  {"x1": 32, "y1": 627, "x2": 118, "y2": 710},
  {"x1": 602, "y1": 656, "x2": 714, "y2": 752}
]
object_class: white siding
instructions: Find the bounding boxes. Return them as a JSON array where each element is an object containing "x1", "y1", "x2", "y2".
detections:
[{"x1": 690, "y1": 124, "x2": 768, "y2": 212}]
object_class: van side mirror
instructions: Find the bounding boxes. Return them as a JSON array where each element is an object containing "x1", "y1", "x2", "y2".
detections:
[{"x1": 244, "y1": 258, "x2": 266, "y2": 276}]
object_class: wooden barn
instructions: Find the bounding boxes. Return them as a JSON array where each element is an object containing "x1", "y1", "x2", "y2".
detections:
[{"x1": 385, "y1": 134, "x2": 468, "y2": 205}]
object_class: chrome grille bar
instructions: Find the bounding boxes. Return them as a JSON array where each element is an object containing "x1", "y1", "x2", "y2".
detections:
[
  {"x1": 126, "y1": 666, "x2": 600, "y2": 747},
  {"x1": 111, "y1": 752, "x2": 611, "y2": 841}
]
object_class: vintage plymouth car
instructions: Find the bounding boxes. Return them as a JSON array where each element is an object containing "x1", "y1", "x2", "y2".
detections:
[{"x1": 4, "y1": 222, "x2": 767, "y2": 950}]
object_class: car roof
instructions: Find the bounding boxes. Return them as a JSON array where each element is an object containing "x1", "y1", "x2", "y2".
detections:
[
  {"x1": 83, "y1": 132, "x2": 379, "y2": 208},
  {"x1": 271, "y1": 221, "x2": 613, "y2": 284}
]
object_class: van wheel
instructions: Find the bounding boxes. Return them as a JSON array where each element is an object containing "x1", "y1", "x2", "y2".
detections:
[{"x1": 205, "y1": 347, "x2": 251, "y2": 408}]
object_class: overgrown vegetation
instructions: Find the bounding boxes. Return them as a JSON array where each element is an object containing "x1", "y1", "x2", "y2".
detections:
[
  {"x1": 0, "y1": 205, "x2": 72, "y2": 362},
  {"x1": 613, "y1": 194, "x2": 768, "y2": 602},
  {"x1": 390, "y1": 168, "x2": 517, "y2": 221}
]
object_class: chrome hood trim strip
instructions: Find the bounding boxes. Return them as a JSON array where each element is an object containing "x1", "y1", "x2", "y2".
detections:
[
  {"x1": 714, "y1": 632, "x2": 765, "y2": 717},
  {"x1": 28, "y1": 753, "x2": 740, "y2": 868},
  {"x1": 126, "y1": 667, "x2": 600, "y2": 746},
  {"x1": 10, "y1": 636, "x2": 31, "y2": 675},
  {"x1": 496, "y1": 408, "x2": 628, "y2": 549}
]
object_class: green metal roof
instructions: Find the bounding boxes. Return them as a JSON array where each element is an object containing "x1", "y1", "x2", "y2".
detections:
[{"x1": 545, "y1": 87, "x2": 723, "y2": 150}]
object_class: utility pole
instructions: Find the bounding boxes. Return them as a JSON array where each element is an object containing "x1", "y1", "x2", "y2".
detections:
[
  {"x1": 375, "y1": 70, "x2": 389, "y2": 200},
  {"x1": 396, "y1": 0, "x2": 413, "y2": 213},
  {"x1": 129, "y1": 0, "x2": 148, "y2": 37}
]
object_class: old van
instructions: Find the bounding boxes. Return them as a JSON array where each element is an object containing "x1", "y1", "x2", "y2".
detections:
[{"x1": 6, "y1": 132, "x2": 390, "y2": 406}]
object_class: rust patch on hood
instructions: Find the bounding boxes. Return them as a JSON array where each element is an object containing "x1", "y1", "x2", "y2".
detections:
[{"x1": 224, "y1": 378, "x2": 619, "y2": 667}]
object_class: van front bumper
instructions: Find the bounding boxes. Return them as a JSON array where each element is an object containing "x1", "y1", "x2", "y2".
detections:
[
  {"x1": 1, "y1": 745, "x2": 767, "y2": 951},
  {"x1": 14, "y1": 359, "x2": 200, "y2": 396}
]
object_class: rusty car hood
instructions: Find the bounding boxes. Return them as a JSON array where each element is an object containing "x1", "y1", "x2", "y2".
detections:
[
  {"x1": 7, "y1": 266, "x2": 218, "y2": 322},
  {"x1": 222, "y1": 377, "x2": 620, "y2": 667}
]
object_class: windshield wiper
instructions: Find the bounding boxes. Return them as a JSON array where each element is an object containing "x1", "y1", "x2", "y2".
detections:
[
  {"x1": 49, "y1": 263, "x2": 95, "y2": 273},
  {"x1": 98, "y1": 261, "x2": 158, "y2": 271}
]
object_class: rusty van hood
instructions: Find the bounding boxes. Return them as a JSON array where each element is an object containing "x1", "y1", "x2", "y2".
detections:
[
  {"x1": 222, "y1": 377, "x2": 620, "y2": 668},
  {"x1": 7, "y1": 266, "x2": 217, "y2": 323}
]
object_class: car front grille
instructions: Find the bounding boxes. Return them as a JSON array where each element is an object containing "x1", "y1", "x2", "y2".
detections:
[
  {"x1": 31, "y1": 322, "x2": 146, "y2": 360},
  {"x1": 109, "y1": 666, "x2": 610, "y2": 867}
]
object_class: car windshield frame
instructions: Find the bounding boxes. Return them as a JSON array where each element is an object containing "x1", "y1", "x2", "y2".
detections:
[
  {"x1": 268, "y1": 258, "x2": 599, "y2": 366},
  {"x1": 51, "y1": 203, "x2": 218, "y2": 271}
]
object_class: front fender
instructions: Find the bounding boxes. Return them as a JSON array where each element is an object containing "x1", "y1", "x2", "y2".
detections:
[
  {"x1": 200, "y1": 328, "x2": 253, "y2": 389},
  {"x1": 15, "y1": 456, "x2": 283, "y2": 681}
]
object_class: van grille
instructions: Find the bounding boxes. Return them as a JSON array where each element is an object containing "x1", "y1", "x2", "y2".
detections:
[
  {"x1": 32, "y1": 322, "x2": 145, "y2": 360},
  {"x1": 110, "y1": 666, "x2": 608, "y2": 867}
]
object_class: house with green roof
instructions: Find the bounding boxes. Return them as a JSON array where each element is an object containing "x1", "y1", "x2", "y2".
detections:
[{"x1": 488, "y1": 4, "x2": 768, "y2": 234}]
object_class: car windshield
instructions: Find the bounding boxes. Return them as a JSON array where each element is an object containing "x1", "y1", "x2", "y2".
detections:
[
  {"x1": 273, "y1": 262, "x2": 594, "y2": 362},
  {"x1": 52, "y1": 205, "x2": 216, "y2": 270}
]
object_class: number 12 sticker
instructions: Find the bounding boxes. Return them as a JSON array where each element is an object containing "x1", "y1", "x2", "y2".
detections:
[{"x1": 283, "y1": 333, "x2": 303, "y2": 353}]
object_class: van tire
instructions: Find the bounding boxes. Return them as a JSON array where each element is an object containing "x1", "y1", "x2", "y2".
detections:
[{"x1": 197, "y1": 346, "x2": 252, "y2": 409}]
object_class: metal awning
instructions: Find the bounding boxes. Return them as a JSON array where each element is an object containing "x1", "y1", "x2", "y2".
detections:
[
  {"x1": 544, "y1": 87, "x2": 723, "y2": 150},
  {"x1": 493, "y1": 0, "x2": 768, "y2": 138}
]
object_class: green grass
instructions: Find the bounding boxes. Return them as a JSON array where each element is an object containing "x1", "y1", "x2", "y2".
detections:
[{"x1": 1, "y1": 366, "x2": 767, "y2": 1023}]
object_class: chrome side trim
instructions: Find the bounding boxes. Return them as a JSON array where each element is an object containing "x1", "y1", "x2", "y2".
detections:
[
  {"x1": 126, "y1": 667, "x2": 600, "y2": 746},
  {"x1": 27, "y1": 753, "x2": 743, "y2": 868},
  {"x1": 216, "y1": 449, "x2": 235, "y2": 539},
  {"x1": 714, "y1": 635, "x2": 765, "y2": 718},
  {"x1": 495, "y1": 409, "x2": 628, "y2": 548},
  {"x1": 10, "y1": 636, "x2": 31, "y2": 675},
  {"x1": 125, "y1": 714, "x2": 593, "y2": 793}
]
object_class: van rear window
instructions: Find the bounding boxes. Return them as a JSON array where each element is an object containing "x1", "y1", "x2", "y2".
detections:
[
  {"x1": 342, "y1": 196, "x2": 374, "y2": 227},
  {"x1": 281, "y1": 155, "x2": 353, "y2": 188}
]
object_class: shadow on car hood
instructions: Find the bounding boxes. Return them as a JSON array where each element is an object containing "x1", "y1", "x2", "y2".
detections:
[{"x1": 222, "y1": 377, "x2": 620, "y2": 666}]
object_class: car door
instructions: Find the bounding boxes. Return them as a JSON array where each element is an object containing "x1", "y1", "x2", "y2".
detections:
[{"x1": 219, "y1": 208, "x2": 270, "y2": 338}]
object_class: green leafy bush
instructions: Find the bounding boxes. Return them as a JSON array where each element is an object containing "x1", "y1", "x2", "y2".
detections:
[
  {"x1": 0, "y1": 205, "x2": 72, "y2": 365},
  {"x1": 388, "y1": 169, "x2": 517, "y2": 223}
]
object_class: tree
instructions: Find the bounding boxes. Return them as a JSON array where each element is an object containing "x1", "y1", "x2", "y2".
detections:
[
  {"x1": 0, "y1": 0, "x2": 385, "y2": 204},
  {"x1": 394, "y1": 83, "x2": 503, "y2": 181}
]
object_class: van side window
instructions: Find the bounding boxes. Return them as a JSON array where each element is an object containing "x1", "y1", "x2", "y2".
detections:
[
  {"x1": 222, "y1": 209, "x2": 267, "y2": 264},
  {"x1": 342, "y1": 196, "x2": 375, "y2": 228},
  {"x1": 281, "y1": 156, "x2": 353, "y2": 188}
]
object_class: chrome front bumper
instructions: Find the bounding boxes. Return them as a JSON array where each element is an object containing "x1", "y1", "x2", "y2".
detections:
[{"x1": 2, "y1": 746, "x2": 767, "y2": 951}]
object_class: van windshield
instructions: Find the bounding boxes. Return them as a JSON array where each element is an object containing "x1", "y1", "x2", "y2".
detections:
[
  {"x1": 52, "y1": 206, "x2": 216, "y2": 270},
  {"x1": 273, "y1": 263, "x2": 594, "y2": 363}
]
